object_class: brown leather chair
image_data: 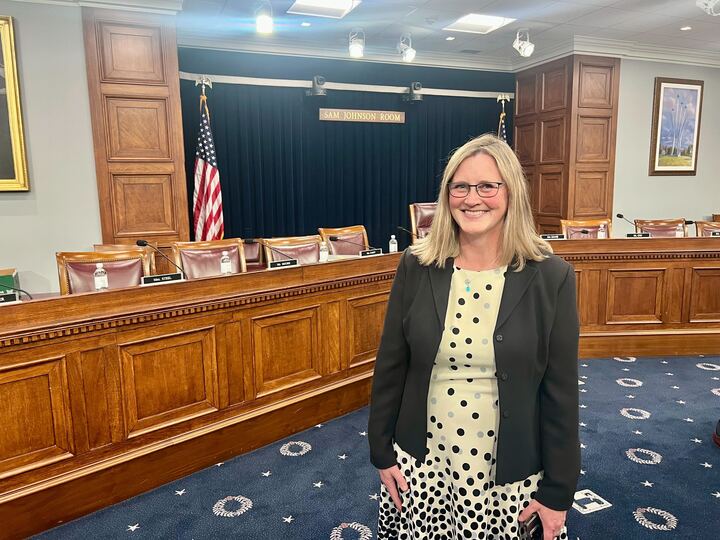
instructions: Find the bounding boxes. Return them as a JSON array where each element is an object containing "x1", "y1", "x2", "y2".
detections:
[
  {"x1": 560, "y1": 218, "x2": 612, "y2": 239},
  {"x1": 93, "y1": 243, "x2": 157, "y2": 274},
  {"x1": 171, "y1": 239, "x2": 247, "y2": 279},
  {"x1": 263, "y1": 235, "x2": 322, "y2": 265},
  {"x1": 56, "y1": 249, "x2": 152, "y2": 295},
  {"x1": 695, "y1": 221, "x2": 720, "y2": 237},
  {"x1": 634, "y1": 218, "x2": 688, "y2": 238},
  {"x1": 243, "y1": 239, "x2": 266, "y2": 272},
  {"x1": 318, "y1": 225, "x2": 369, "y2": 255},
  {"x1": 409, "y1": 202, "x2": 437, "y2": 243},
  {"x1": 713, "y1": 214, "x2": 720, "y2": 223}
]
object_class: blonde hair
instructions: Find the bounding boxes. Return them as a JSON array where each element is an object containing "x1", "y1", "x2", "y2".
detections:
[{"x1": 411, "y1": 133, "x2": 550, "y2": 271}]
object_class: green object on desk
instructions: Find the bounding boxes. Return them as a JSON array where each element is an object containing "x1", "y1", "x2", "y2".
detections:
[{"x1": 0, "y1": 268, "x2": 19, "y2": 292}]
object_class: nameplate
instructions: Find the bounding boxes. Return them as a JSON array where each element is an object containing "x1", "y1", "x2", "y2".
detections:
[
  {"x1": 319, "y1": 108, "x2": 405, "y2": 124},
  {"x1": 626, "y1": 233, "x2": 650, "y2": 238},
  {"x1": 269, "y1": 259, "x2": 299, "y2": 269},
  {"x1": 360, "y1": 248, "x2": 383, "y2": 257},
  {"x1": 141, "y1": 273, "x2": 183, "y2": 286},
  {"x1": 711, "y1": 231, "x2": 720, "y2": 237},
  {"x1": 541, "y1": 234, "x2": 565, "y2": 240},
  {"x1": 0, "y1": 291, "x2": 20, "y2": 304}
]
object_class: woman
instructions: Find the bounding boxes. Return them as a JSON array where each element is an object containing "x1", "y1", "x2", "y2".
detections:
[{"x1": 368, "y1": 133, "x2": 580, "y2": 540}]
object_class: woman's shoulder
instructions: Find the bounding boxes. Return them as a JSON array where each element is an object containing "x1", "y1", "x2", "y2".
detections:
[{"x1": 530, "y1": 253, "x2": 572, "y2": 279}]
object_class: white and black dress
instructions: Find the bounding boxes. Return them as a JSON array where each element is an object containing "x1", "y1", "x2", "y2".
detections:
[{"x1": 378, "y1": 265, "x2": 569, "y2": 540}]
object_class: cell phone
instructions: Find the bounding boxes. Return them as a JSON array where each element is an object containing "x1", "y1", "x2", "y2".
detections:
[{"x1": 518, "y1": 512, "x2": 543, "y2": 540}]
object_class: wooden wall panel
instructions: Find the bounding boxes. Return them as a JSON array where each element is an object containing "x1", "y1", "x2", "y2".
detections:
[
  {"x1": 84, "y1": 9, "x2": 189, "y2": 247},
  {"x1": 346, "y1": 293, "x2": 388, "y2": 369},
  {"x1": 606, "y1": 270, "x2": 665, "y2": 324},
  {"x1": 541, "y1": 65, "x2": 567, "y2": 111},
  {"x1": 515, "y1": 122, "x2": 537, "y2": 164},
  {"x1": 573, "y1": 171, "x2": 608, "y2": 216},
  {"x1": 540, "y1": 117, "x2": 566, "y2": 163},
  {"x1": 576, "y1": 116, "x2": 610, "y2": 162},
  {"x1": 516, "y1": 74, "x2": 537, "y2": 116},
  {"x1": 689, "y1": 268, "x2": 720, "y2": 322},
  {"x1": 538, "y1": 168, "x2": 563, "y2": 216},
  {"x1": 578, "y1": 62, "x2": 615, "y2": 109}
]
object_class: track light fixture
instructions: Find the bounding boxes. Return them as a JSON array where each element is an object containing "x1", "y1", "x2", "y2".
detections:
[
  {"x1": 255, "y1": 2, "x2": 273, "y2": 34},
  {"x1": 512, "y1": 29, "x2": 534, "y2": 57},
  {"x1": 349, "y1": 28, "x2": 365, "y2": 58},
  {"x1": 403, "y1": 81, "x2": 423, "y2": 103},
  {"x1": 305, "y1": 75, "x2": 327, "y2": 97},
  {"x1": 397, "y1": 33, "x2": 416, "y2": 62}
]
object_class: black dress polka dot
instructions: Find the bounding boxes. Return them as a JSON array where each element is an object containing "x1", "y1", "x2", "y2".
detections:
[{"x1": 378, "y1": 265, "x2": 569, "y2": 540}]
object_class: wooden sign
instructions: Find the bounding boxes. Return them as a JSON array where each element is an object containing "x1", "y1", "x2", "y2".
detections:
[{"x1": 319, "y1": 108, "x2": 405, "y2": 124}]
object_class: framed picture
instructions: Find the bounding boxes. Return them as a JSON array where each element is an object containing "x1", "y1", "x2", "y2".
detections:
[
  {"x1": 649, "y1": 77, "x2": 703, "y2": 176},
  {"x1": 0, "y1": 16, "x2": 28, "y2": 191}
]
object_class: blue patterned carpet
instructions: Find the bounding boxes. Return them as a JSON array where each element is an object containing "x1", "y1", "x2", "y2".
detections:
[{"x1": 36, "y1": 356, "x2": 720, "y2": 540}]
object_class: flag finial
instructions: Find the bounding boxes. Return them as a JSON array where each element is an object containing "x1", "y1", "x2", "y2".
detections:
[{"x1": 195, "y1": 75, "x2": 213, "y2": 96}]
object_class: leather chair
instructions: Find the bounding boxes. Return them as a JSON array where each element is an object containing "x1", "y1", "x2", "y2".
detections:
[
  {"x1": 713, "y1": 214, "x2": 720, "y2": 223},
  {"x1": 171, "y1": 239, "x2": 247, "y2": 279},
  {"x1": 263, "y1": 235, "x2": 322, "y2": 265},
  {"x1": 560, "y1": 218, "x2": 612, "y2": 239},
  {"x1": 318, "y1": 225, "x2": 369, "y2": 256},
  {"x1": 56, "y1": 249, "x2": 151, "y2": 295},
  {"x1": 93, "y1": 243, "x2": 157, "y2": 274},
  {"x1": 409, "y1": 202, "x2": 437, "y2": 244},
  {"x1": 634, "y1": 218, "x2": 688, "y2": 238},
  {"x1": 695, "y1": 221, "x2": 720, "y2": 237},
  {"x1": 243, "y1": 239, "x2": 266, "y2": 272}
]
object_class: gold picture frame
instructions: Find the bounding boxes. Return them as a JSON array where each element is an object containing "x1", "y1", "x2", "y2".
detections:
[{"x1": 0, "y1": 16, "x2": 28, "y2": 191}]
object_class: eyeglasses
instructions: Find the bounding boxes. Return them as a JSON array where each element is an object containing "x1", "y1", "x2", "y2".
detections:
[{"x1": 448, "y1": 181, "x2": 504, "y2": 198}]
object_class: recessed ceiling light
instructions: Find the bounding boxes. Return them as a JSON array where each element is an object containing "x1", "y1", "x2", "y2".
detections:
[
  {"x1": 301, "y1": 22, "x2": 311, "y2": 27},
  {"x1": 680, "y1": 25, "x2": 692, "y2": 31},
  {"x1": 446, "y1": 36, "x2": 455, "y2": 41},
  {"x1": 288, "y1": 0, "x2": 361, "y2": 19},
  {"x1": 443, "y1": 13, "x2": 516, "y2": 35}
]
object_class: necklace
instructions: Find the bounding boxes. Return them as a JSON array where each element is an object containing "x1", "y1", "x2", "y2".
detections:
[{"x1": 455, "y1": 266, "x2": 476, "y2": 293}]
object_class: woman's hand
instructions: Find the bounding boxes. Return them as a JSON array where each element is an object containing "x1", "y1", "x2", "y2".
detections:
[
  {"x1": 518, "y1": 500, "x2": 566, "y2": 540},
  {"x1": 378, "y1": 465, "x2": 408, "y2": 512}
]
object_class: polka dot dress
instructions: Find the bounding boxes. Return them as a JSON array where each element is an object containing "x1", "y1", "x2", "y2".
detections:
[{"x1": 378, "y1": 265, "x2": 569, "y2": 540}]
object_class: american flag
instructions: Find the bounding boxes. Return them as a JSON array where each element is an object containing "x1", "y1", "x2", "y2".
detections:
[
  {"x1": 193, "y1": 95, "x2": 224, "y2": 241},
  {"x1": 497, "y1": 110, "x2": 507, "y2": 142}
]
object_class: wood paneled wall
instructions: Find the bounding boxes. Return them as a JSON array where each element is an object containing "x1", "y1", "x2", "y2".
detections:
[
  {"x1": 515, "y1": 55, "x2": 620, "y2": 233},
  {"x1": 82, "y1": 8, "x2": 189, "y2": 252}
]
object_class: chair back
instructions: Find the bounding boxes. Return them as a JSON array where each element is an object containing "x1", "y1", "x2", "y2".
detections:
[
  {"x1": 94, "y1": 243, "x2": 157, "y2": 273},
  {"x1": 409, "y1": 202, "x2": 437, "y2": 243},
  {"x1": 713, "y1": 214, "x2": 720, "y2": 223},
  {"x1": 243, "y1": 239, "x2": 266, "y2": 271},
  {"x1": 318, "y1": 225, "x2": 369, "y2": 255},
  {"x1": 263, "y1": 235, "x2": 322, "y2": 265},
  {"x1": 695, "y1": 221, "x2": 720, "y2": 237},
  {"x1": 56, "y1": 249, "x2": 151, "y2": 295},
  {"x1": 171, "y1": 239, "x2": 247, "y2": 279},
  {"x1": 560, "y1": 218, "x2": 612, "y2": 239},
  {"x1": 634, "y1": 218, "x2": 687, "y2": 238}
]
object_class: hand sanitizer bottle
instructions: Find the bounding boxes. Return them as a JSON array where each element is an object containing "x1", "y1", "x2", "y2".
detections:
[
  {"x1": 319, "y1": 241, "x2": 329, "y2": 263},
  {"x1": 93, "y1": 263, "x2": 109, "y2": 291},
  {"x1": 220, "y1": 250, "x2": 232, "y2": 275},
  {"x1": 389, "y1": 234, "x2": 398, "y2": 253},
  {"x1": 598, "y1": 223, "x2": 607, "y2": 239}
]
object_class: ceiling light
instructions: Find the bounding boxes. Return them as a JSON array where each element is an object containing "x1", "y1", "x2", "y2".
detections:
[
  {"x1": 443, "y1": 13, "x2": 516, "y2": 35},
  {"x1": 301, "y1": 22, "x2": 311, "y2": 27},
  {"x1": 446, "y1": 36, "x2": 455, "y2": 41},
  {"x1": 255, "y1": 3, "x2": 273, "y2": 34},
  {"x1": 398, "y1": 34, "x2": 416, "y2": 63},
  {"x1": 680, "y1": 25, "x2": 692, "y2": 30},
  {"x1": 288, "y1": 0, "x2": 361, "y2": 19},
  {"x1": 349, "y1": 29, "x2": 365, "y2": 58},
  {"x1": 513, "y1": 29, "x2": 535, "y2": 57},
  {"x1": 696, "y1": 0, "x2": 720, "y2": 16}
]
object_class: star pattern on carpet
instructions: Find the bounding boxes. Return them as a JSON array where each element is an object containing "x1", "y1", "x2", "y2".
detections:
[
  {"x1": 579, "y1": 422, "x2": 587, "y2": 427},
  {"x1": 671, "y1": 385, "x2": 680, "y2": 389},
  {"x1": 692, "y1": 438, "x2": 702, "y2": 443},
  {"x1": 684, "y1": 418, "x2": 695, "y2": 423},
  {"x1": 580, "y1": 404, "x2": 587, "y2": 408},
  {"x1": 626, "y1": 395, "x2": 635, "y2": 399},
  {"x1": 700, "y1": 462, "x2": 713, "y2": 468},
  {"x1": 313, "y1": 481, "x2": 324, "y2": 488},
  {"x1": 127, "y1": 524, "x2": 139, "y2": 532},
  {"x1": 369, "y1": 493, "x2": 379, "y2": 500},
  {"x1": 713, "y1": 492, "x2": 720, "y2": 498},
  {"x1": 675, "y1": 400, "x2": 686, "y2": 405},
  {"x1": 215, "y1": 462, "x2": 224, "y2": 467},
  {"x1": 282, "y1": 516, "x2": 294, "y2": 523},
  {"x1": 358, "y1": 431, "x2": 367, "y2": 436},
  {"x1": 175, "y1": 489, "x2": 186, "y2": 496},
  {"x1": 315, "y1": 424, "x2": 324, "y2": 428},
  {"x1": 580, "y1": 470, "x2": 586, "y2": 475},
  {"x1": 642, "y1": 481, "x2": 653, "y2": 487},
  {"x1": 338, "y1": 454, "x2": 348, "y2": 460},
  {"x1": 634, "y1": 430, "x2": 643, "y2": 435},
  {"x1": 261, "y1": 471, "x2": 272, "y2": 477}
]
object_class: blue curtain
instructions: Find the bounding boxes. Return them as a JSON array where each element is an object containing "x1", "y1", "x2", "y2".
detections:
[{"x1": 180, "y1": 54, "x2": 514, "y2": 249}]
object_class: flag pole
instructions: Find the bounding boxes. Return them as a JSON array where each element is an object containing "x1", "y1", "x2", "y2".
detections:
[
  {"x1": 195, "y1": 75, "x2": 213, "y2": 119},
  {"x1": 496, "y1": 93, "x2": 510, "y2": 142}
]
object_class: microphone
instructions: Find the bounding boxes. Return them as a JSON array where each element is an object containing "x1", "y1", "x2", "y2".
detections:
[
  {"x1": 397, "y1": 226, "x2": 418, "y2": 239},
  {"x1": 135, "y1": 240, "x2": 185, "y2": 277},
  {"x1": 327, "y1": 236, "x2": 380, "y2": 251},
  {"x1": 0, "y1": 283, "x2": 33, "y2": 300},
  {"x1": 616, "y1": 213, "x2": 636, "y2": 228},
  {"x1": 244, "y1": 239, "x2": 295, "y2": 261}
]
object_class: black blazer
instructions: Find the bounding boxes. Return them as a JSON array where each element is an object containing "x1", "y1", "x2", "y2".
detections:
[{"x1": 368, "y1": 249, "x2": 580, "y2": 511}]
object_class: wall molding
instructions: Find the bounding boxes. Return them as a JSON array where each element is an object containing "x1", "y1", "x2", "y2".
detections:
[{"x1": 12, "y1": 0, "x2": 183, "y2": 14}]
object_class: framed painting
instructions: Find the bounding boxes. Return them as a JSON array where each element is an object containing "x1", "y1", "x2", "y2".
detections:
[
  {"x1": 649, "y1": 77, "x2": 703, "y2": 176},
  {"x1": 0, "y1": 16, "x2": 28, "y2": 191}
]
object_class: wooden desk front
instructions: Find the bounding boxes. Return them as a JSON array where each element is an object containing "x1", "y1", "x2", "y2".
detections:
[{"x1": 2, "y1": 239, "x2": 720, "y2": 536}]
